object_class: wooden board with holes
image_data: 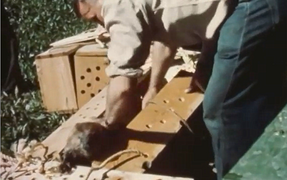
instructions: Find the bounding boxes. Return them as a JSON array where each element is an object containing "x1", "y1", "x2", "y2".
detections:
[
  {"x1": 35, "y1": 44, "x2": 83, "y2": 59},
  {"x1": 104, "y1": 75, "x2": 204, "y2": 172},
  {"x1": 30, "y1": 61, "x2": 184, "y2": 158},
  {"x1": 33, "y1": 86, "x2": 108, "y2": 157},
  {"x1": 31, "y1": 62, "x2": 152, "y2": 158},
  {"x1": 74, "y1": 44, "x2": 110, "y2": 108},
  {"x1": 35, "y1": 44, "x2": 82, "y2": 113}
]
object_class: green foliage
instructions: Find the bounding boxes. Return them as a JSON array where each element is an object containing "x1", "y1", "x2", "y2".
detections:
[
  {"x1": 1, "y1": 0, "x2": 94, "y2": 154},
  {"x1": 1, "y1": 90, "x2": 70, "y2": 155},
  {"x1": 3, "y1": 0, "x2": 94, "y2": 82}
]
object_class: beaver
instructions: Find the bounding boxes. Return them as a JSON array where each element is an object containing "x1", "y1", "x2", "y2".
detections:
[{"x1": 59, "y1": 120, "x2": 115, "y2": 173}]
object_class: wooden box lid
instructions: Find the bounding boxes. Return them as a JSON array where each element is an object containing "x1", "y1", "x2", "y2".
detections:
[
  {"x1": 35, "y1": 44, "x2": 81, "y2": 59},
  {"x1": 76, "y1": 44, "x2": 107, "y2": 57}
]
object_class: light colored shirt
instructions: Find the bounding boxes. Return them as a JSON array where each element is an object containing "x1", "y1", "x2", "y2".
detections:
[{"x1": 102, "y1": 0, "x2": 230, "y2": 77}]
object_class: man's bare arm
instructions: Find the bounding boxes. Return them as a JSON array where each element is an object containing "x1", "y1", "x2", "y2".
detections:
[
  {"x1": 142, "y1": 41, "x2": 177, "y2": 108},
  {"x1": 102, "y1": 75, "x2": 140, "y2": 130},
  {"x1": 104, "y1": 41, "x2": 177, "y2": 128}
]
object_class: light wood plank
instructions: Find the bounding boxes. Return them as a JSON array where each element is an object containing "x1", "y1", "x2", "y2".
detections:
[
  {"x1": 103, "y1": 75, "x2": 204, "y2": 172},
  {"x1": 35, "y1": 56, "x2": 78, "y2": 112},
  {"x1": 69, "y1": 166, "x2": 194, "y2": 180},
  {"x1": 31, "y1": 64, "x2": 152, "y2": 157},
  {"x1": 32, "y1": 61, "x2": 194, "y2": 164}
]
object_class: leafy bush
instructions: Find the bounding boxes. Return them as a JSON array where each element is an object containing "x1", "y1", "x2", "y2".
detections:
[
  {"x1": 1, "y1": 0, "x2": 94, "y2": 154},
  {"x1": 3, "y1": 0, "x2": 94, "y2": 82},
  {"x1": 1, "y1": 90, "x2": 70, "y2": 155}
]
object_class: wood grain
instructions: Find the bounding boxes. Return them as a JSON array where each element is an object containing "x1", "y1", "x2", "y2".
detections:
[
  {"x1": 103, "y1": 75, "x2": 204, "y2": 172},
  {"x1": 35, "y1": 56, "x2": 78, "y2": 112}
]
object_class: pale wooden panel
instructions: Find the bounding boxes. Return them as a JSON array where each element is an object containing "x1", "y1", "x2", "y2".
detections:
[
  {"x1": 70, "y1": 166, "x2": 194, "y2": 180},
  {"x1": 74, "y1": 56, "x2": 109, "y2": 108},
  {"x1": 35, "y1": 56, "x2": 78, "y2": 112},
  {"x1": 31, "y1": 67, "x2": 152, "y2": 157},
  {"x1": 36, "y1": 44, "x2": 81, "y2": 59},
  {"x1": 32, "y1": 86, "x2": 108, "y2": 157},
  {"x1": 31, "y1": 62, "x2": 194, "y2": 161},
  {"x1": 104, "y1": 76, "x2": 204, "y2": 172},
  {"x1": 74, "y1": 44, "x2": 109, "y2": 108},
  {"x1": 76, "y1": 44, "x2": 108, "y2": 56}
]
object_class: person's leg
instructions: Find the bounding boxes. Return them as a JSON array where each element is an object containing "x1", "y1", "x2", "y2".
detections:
[
  {"x1": 1, "y1": 5, "x2": 27, "y2": 94},
  {"x1": 203, "y1": 0, "x2": 287, "y2": 179},
  {"x1": 2, "y1": 34, "x2": 23, "y2": 93}
]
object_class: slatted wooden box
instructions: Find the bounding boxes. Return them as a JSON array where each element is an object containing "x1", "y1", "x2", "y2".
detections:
[
  {"x1": 35, "y1": 44, "x2": 82, "y2": 113},
  {"x1": 74, "y1": 44, "x2": 110, "y2": 108},
  {"x1": 36, "y1": 42, "x2": 154, "y2": 112}
]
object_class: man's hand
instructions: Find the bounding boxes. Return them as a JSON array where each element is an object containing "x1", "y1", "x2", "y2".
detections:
[
  {"x1": 185, "y1": 40, "x2": 217, "y2": 94},
  {"x1": 143, "y1": 41, "x2": 176, "y2": 108},
  {"x1": 103, "y1": 76, "x2": 141, "y2": 130},
  {"x1": 142, "y1": 87, "x2": 158, "y2": 109}
]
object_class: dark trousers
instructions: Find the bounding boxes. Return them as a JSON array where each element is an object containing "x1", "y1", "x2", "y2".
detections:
[
  {"x1": 1, "y1": 4, "x2": 26, "y2": 94},
  {"x1": 202, "y1": 0, "x2": 287, "y2": 179}
]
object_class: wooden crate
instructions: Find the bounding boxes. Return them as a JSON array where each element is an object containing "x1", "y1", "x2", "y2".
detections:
[
  {"x1": 74, "y1": 44, "x2": 110, "y2": 108},
  {"x1": 35, "y1": 44, "x2": 81, "y2": 113}
]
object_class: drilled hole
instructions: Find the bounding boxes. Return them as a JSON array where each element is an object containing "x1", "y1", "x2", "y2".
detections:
[
  {"x1": 163, "y1": 99, "x2": 169, "y2": 103},
  {"x1": 146, "y1": 124, "x2": 152, "y2": 129},
  {"x1": 142, "y1": 161, "x2": 152, "y2": 170},
  {"x1": 96, "y1": 66, "x2": 101, "y2": 70},
  {"x1": 87, "y1": 83, "x2": 91, "y2": 87},
  {"x1": 95, "y1": 77, "x2": 100, "y2": 81},
  {"x1": 83, "y1": 116, "x2": 86, "y2": 119},
  {"x1": 80, "y1": 76, "x2": 85, "y2": 80},
  {"x1": 79, "y1": 174, "x2": 84, "y2": 178},
  {"x1": 102, "y1": 96, "x2": 105, "y2": 99},
  {"x1": 169, "y1": 108, "x2": 175, "y2": 112},
  {"x1": 91, "y1": 93, "x2": 95, "y2": 97},
  {"x1": 86, "y1": 107, "x2": 90, "y2": 110},
  {"x1": 79, "y1": 114, "x2": 82, "y2": 117},
  {"x1": 81, "y1": 90, "x2": 85, "y2": 94},
  {"x1": 160, "y1": 120, "x2": 166, "y2": 124},
  {"x1": 179, "y1": 97, "x2": 185, "y2": 102},
  {"x1": 86, "y1": 68, "x2": 91, "y2": 73},
  {"x1": 96, "y1": 104, "x2": 100, "y2": 106},
  {"x1": 98, "y1": 89, "x2": 101, "y2": 93}
]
